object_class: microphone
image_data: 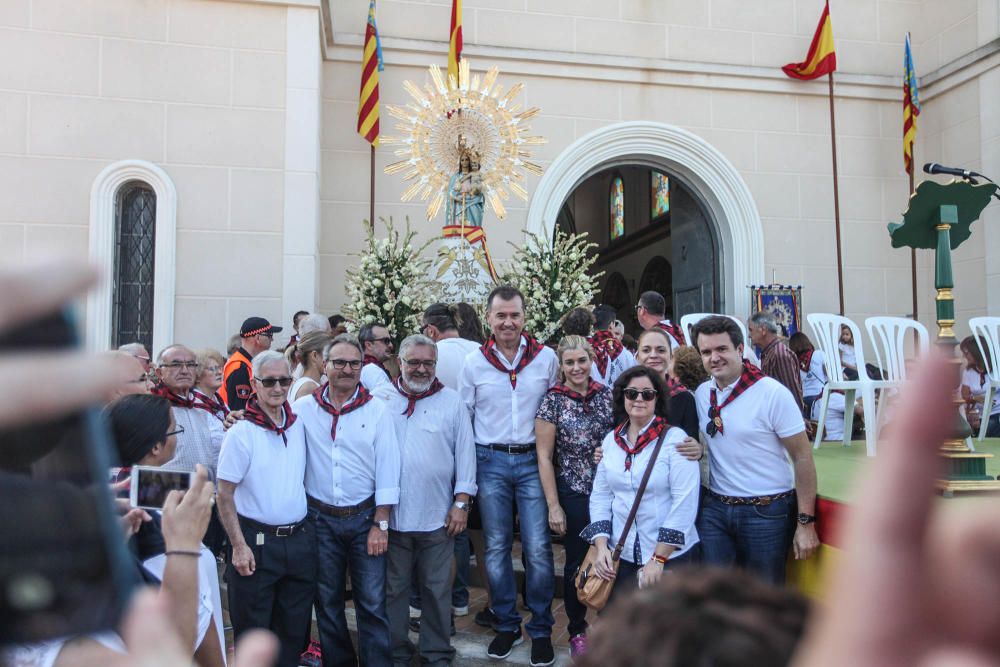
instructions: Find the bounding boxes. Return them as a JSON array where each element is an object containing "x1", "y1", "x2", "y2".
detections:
[{"x1": 923, "y1": 162, "x2": 980, "y2": 179}]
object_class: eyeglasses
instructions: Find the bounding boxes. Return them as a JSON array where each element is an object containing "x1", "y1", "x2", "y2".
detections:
[
  {"x1": 623, "y1": 388, "x2": 658, "y2": 401},
  {"x1": 165, "y1": 425, "x2": 185, "y2": 437},
  {"x1": 160, "y1": 362, "x2": 198, "y2": 370},
  {"x1": 419, "y1": 324, "x2": 430, "y2": 335},
  {"x1": 402, "y1": 359, "x2": 437, "y2": 369},
  {"x1": 257, "y1": 333, "x2": 274, "y2": 339},
  {"x1": 327, "y1": 359, "x2": 363, "y2": 370},
  {"x1": 370, "y1": 337, "x2": 392, "y2": 345},
  {"x1": 256, "y1": 377, "x2": 293, "y2": 388}
]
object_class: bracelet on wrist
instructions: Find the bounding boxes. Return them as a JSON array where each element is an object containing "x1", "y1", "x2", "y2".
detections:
[
  {"x1": 164, "y1": 549, "x2": 201, "y2": 558},
  {"x1": 651, "y1": 553, "x2": 668, "y2": 565}
]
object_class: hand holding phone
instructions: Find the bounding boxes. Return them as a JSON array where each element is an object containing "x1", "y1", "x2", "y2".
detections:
[
  {"x1": 130, "y1": 467, "x2": 195, "y2": 511},
  {"x1": 160, "y1": 464, "x2": 214, "y2": 553}
]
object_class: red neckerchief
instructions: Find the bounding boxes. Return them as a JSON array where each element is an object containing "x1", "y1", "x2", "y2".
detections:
[
  {"x1": 613, "y1": 416, "x2": 667, "y2": 471},
  {"x1": 656, "y1": 320, "x2": 685, "y2": 347},
  {"x1": 394, "y1": 377, "x2": 445, "y2": 418},
  {"x1": 151, "y1": 385, "x2": 196, "y2": 409},
  {"x1": 243, "y1": 398, "x2": 297, "y2": 445},
  {"x1": 796, "y1": 349, "x2": 814, "y2": 373},
  {"x1": 479, "y1": 333, "x2": 544, "y2": 389},
  {"x1": 312, "y1": 384, "x2": 373, "y2": 441},
  {"x1": 549, "y1": 380, "x2": 604, "y2": 414},
  {"x1": 192, "y1": 389, "x2": 229, "y2": 420},
  {"x1": 363, "y1": 354, "x2": 389, "y2": 376},
  {"x1": 707, "y1": 360, "x2": 766, "y2": 436},
  {"x1": 666, "y1": 376, "x2": 688, "y2": 398},
  {"x1": 589, "y1": 330, "x2": 624, "y2": 377}
]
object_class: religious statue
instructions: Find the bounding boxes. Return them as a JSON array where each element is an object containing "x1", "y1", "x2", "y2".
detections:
[{"x1": 445, "y1": 148, "x2": 484, "y2": 228}]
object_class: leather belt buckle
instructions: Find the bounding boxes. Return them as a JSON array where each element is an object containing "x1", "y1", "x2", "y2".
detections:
[{"x1": 275, "y1": 524, "x2": 294, "y2": 537}]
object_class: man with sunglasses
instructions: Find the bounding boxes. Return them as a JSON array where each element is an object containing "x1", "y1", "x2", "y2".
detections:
[
  {"x1": 221, "y1": 316, "x2": 282, "y2": 411},
  {"x1": 294, "y1": 333, "x2": 401, "y2": 667},
  {"x1": 374, "y1": 334, "x2": 477, "y2": 667},
  {"x1": 217, "y1": 350, "x2": 316, "y2": 667},
  {"x1": 359, "y1": 322, "x2": 394, "y2": 392}
]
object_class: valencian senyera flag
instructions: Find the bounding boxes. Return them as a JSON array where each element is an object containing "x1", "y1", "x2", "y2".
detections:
[
  {"x1": 782, "y1": 1, "x2": 836, "y2": 80},
  {"x1": 448, "y1": 0, "x2": 463, "y2": 83},
  {"x1": 903, "y1": 33, "x2": 921, "y2": 175},
  {"x1": 357, "y1": 0, "x2": 384, "y2": 146}
]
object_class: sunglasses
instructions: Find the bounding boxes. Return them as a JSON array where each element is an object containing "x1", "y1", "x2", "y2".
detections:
[
  {"x1": 623, "y1": 388, "x2": 658, "y2": 401},
  {"x1": 256, "y1": 377, "x2": 292, "y2": 388},
  {"x1": 370, "y1": 337, "x2": 392, "y2": 344}
]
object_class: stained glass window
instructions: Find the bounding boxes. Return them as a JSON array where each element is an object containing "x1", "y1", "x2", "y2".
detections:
[
  {"x1": 651, "y1": 171, "x2": 670, "y2": 219},
  {"x1": 610, "y1": 175, "x2": 624, "y2": 240},
  {"x1": 112, "y1": 182, "x2": 156, "y2": 351}
]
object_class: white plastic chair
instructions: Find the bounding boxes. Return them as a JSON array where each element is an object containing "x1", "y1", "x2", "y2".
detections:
[
  {"x1": 808, "y1": 314, "x2": 889, "y2": 457},
  {"x1": 680, "y1": 313, "x2": 760, "y2": 365},
  {"x1": 969, "y1": 317, "x2": 1000, "y2": 441},
  {"x1": 865, "y1": 316, "x2": 931, "y2": 443}
]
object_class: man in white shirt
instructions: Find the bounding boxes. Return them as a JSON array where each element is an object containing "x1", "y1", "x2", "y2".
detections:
[
  {"x1": 635, "y1": 290, "x2": 684, "y2": 349},
  {"x1": 217, "y1": 351, "x2": 315, "y2": 667},
  {"x1": 359, "y1": 322, "x2": 393, "y2": 392},
  {"x1": 294, "y1": 333, "x2": 401, "y2": 667},
  {"x1": 690, "y1": 316, "x2": 819, "y2": 584},
  {"x1": 375, "y1": 334, "x2": 477, "y2": 667},
  {"x1": 458, "y1": 286, "x2": 559, "y2": 666}
]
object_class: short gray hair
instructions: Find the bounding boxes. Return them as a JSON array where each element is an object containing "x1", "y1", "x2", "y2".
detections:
[
  {"x1": 323, "y1": 333, "x2": 363, "y2": 359},
  {"x1": 156, "y1": 344, "x2": 194, "y2": 365},
  {"x1": 398, "y1": 334, "x2": 436, "y2": 360},
  {"x1": 298, "y1": 313, "x2": 331, "y2": 336},
  {"x1": 749, "y1": 311, "x2": 780, "y2": 335},
  {"x1": 118, "y1": 342, "x2": 147, "y2": 356},
  {"x1": 252, "y1": 350, "x2": 290, "y2": 377}
]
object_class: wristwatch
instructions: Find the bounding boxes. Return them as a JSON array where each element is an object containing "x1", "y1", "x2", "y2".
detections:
[
  {"x1": 797, "y1": 513, "x2": 817, "y2": 525},
  {"x1": 453, "y1": 501, "x2": 470, "y2": 512},
  {"x1": 375, "y1": 520, "x2": 389, "y2": 531}
]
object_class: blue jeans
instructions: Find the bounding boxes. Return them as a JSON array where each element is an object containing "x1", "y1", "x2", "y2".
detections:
[
  {"x1": 475, "y1": 445, "x2": 555, "y2": 638},
  {"x1": 313, "y1": 508, "x2": 391, "y2": 667},
  {"x1": 697, "y1": 492, "x2": 797, "y2": 585}
]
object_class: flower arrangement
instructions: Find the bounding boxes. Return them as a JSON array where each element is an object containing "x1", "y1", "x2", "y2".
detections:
[
  {"x1": 500, "y1": 229, "x2": 603, "y2": 343},
  {"x1": 343, "y1": 218, "x2": 440, "y2": 347}
]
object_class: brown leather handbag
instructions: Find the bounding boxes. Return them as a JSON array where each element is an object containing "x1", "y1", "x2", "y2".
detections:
[{"x1": 574, "y1": 431, "x2": 667, "y2": 611}]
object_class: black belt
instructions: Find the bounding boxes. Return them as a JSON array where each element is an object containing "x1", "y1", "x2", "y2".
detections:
[
  {"x1": 707, "y1": 489, "x2": 796, "y2": 506},
  {"x1": 238, "y1": 514, "x2": 308, "y2": 537},
  {"x1": 307, "y1": 494, "x2": 375, "y2": 518},
  {"x1": 478, "y1": 442, "x2": 536, "y2": 454}
]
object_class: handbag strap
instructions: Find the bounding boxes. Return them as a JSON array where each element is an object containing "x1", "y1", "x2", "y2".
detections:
[{"x1": 610, "y1": 429, "x2": 668, "y2": 562}]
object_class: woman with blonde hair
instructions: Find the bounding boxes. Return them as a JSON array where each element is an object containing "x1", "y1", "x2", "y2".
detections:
[
  {"x1": 288, "y1": 331, "x2": 333, "y2": 401},
  {"x1": 193, "y1": 348, "x2": 228, "y2": 421},
  {"x1": 534, "y1": 335, "x2": 614, "y2": 657}
]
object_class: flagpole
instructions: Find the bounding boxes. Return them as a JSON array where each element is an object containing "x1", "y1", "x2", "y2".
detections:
[
  {"x1": 369, "y1": 144, "x2": 376, "y2": 230},
  {"x1": 909, "y1": 170, "x2": 917, "y2": 321},
  {"x1": 828, "y1": 71, "x2": 845, "y2": 316}
]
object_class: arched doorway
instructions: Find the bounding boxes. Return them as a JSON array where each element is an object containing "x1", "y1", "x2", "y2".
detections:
[
  {"x1": 526, "y1": 121, "x2": 764, "y2": 319},
  {"x1": 601, "y1": 271, "x2": 636, "y2": 332}
]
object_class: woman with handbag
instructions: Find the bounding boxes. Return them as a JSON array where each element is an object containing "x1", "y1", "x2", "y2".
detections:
[
  {"x1": 581, "y1": 365, "x2": 700, "y2": 600},
  {"x1": 535, "y1": 335, "x2": 614, "y2": 658}
]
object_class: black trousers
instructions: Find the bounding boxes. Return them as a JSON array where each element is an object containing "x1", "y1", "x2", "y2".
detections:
[{"x1": 227, "y1": 517, "x2": 318, "y2": 667}]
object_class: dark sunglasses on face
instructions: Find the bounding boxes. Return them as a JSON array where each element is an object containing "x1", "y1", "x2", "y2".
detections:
[
  {"x1": 624, "y1": 388, "x2": 658, "y2": 401},
  {"x1": 370, "y1": 337, "x2": 392, "y2": 345},
  {"x1": 257, "y1": 377, "x2": 292, "y2": 388},
  {"x1": 327, "y1": 359, "x2": 363, "y2": 370}
]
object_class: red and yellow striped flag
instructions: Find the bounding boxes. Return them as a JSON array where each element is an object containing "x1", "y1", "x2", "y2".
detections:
[
  {"x1": 448, "y1": 0, "x2": 463, "y2": 82},
  {"x1": 782, "y1": 1, "x2": 837, "y2": 80},
  {"x1": 903, "y1": 33, "x2": 921, "y2": 175},
  {"x1": 357, "y1": 0, "x2": 384, "y2": 146}
]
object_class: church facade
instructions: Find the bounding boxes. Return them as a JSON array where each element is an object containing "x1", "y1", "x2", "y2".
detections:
[{"x1": 1, "y1": 0, "x2": 997, "y2": 354}]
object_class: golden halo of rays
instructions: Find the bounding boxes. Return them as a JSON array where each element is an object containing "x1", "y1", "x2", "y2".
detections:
[{"x1": 382, "y1": 59, "x2": 546, "y2": 222}]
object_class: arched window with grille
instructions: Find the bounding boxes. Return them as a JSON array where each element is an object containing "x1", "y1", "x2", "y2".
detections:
[
  {"x1": 609, "y1": 173, "x2": 625, "y2": 241},
  {"x1": 112, "y1": 182, "x2": 156, "y2": 351}
]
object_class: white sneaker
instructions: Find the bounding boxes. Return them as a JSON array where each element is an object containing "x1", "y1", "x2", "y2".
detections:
[
  {"x1": 452, "y1": 605, "x2": 469, "y2": 617},
  {"x1": 409, "y1": 605, "x2": 421, "y2": 618}
]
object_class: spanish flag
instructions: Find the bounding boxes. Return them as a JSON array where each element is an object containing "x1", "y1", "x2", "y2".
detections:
[
  {"x1": 903, "y1": 33, "x2": 921, "y2": 175},
  {"x1": 448, "y1": 0, "x2": 463, "y2": 83},
  {"x1": 782, "y1": 1, "x2": 836, "y2": 80},
  {"x1": 357, "y1": 0, "x2": 384, "y2": 146}
]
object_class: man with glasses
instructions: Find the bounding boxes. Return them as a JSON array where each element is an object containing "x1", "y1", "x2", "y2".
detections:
[
  {"x1": 106, "y1": 350, "x2": 154, "y2": 400},
  {"x1": 635, "y1": 291, "x2": 684, "y2": 349},
  {"x1": 374, "y1": 334, "x2": 476, "y2": 667},
  {"x1": 293, "y1": 333, "x2": 401, "y2": 667},
  {"x1": 359, "y1": 322, "x2": 393, "y2": 392},
  {"x1": 119, "y1": 341, "x2": 152, "y2": 373},
  {"x1": 217, "y1": 350, "x2": 316, "y2": 667},
  {"x1": 222, "y1": 316, "x2": 282, "y2": 411}
]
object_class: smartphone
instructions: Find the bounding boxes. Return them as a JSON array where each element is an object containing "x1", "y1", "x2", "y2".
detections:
[
  {"x1": 130, "y1": 467, "x2": 195, "y2": 511},
  {"x1": 0, "y1": 310, "x2": 137, "y2": 644}
]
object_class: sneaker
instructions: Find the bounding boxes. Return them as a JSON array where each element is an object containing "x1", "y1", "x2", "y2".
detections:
[
  {"x1": 452, "y1": 604, "x2": 469, "y2": 617},
  {"x1": 530, "y1": 637, "x2": 555, "y2": 667},
  {"x1": 475, "y1": 606, "x2": 499, "y2": 629},
  {"x1": 569, "y1": 633, "x2": 587, "y2": 658},
  {"x1": 299, "y1": 640, "x2": 322, "y2": 667},
  {"x1": 486, "y1": 631, "x2": 523, "y2": 659},
  {"x1": 409, "y1": 604, "x2": 422, "y2": 618}
]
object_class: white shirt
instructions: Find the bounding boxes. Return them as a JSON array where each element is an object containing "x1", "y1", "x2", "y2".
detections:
[
  {"x1": 800, "y1": 349, "x2": 828, "y2": 398},
  {"x1": 658, "y1": 319, "x2": 682, "y2": 350},
  {"x1": 811, "y1": 391, "x2": 846, "y2": 441},
  {"x1": 289, "y1": 375, "x2": 320, "y2": 402},
  {"x1": 459, "y1": 338, "x2": 559, "y2": 445},
  {"x1": 590, "y1": 345, "x2": 638, "y2": 387},
  {"x1": 294, "y1": 385, "x2": 401, "y2": 507},
  {"x1": 839, "y1": 341, "x2": 857, "y2": 369},
  {"x1": 962, "y1": 367, "x2": 1000, "y2": 416},
  {"x1": 361, "y1": 362, "x2": 391, "y2": 393},
  {"x1": 584, "y1": 424, "x2": 699, "y2": 563},
  {"x1": 435, "y1": 337, "x2": 481, "y2": 390},
  {"x1": 217, "y1": 415, "x2": 308, "y2": 525},
  {"x1": 694, "y1": 376, "x2": 805, "y2": 496},
  {"x1": 374, "y1": 383, "x2": 478, "y2": 532},
  {"x1": 166, "y1": 400, "x2": 226, "y2": 477}
]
